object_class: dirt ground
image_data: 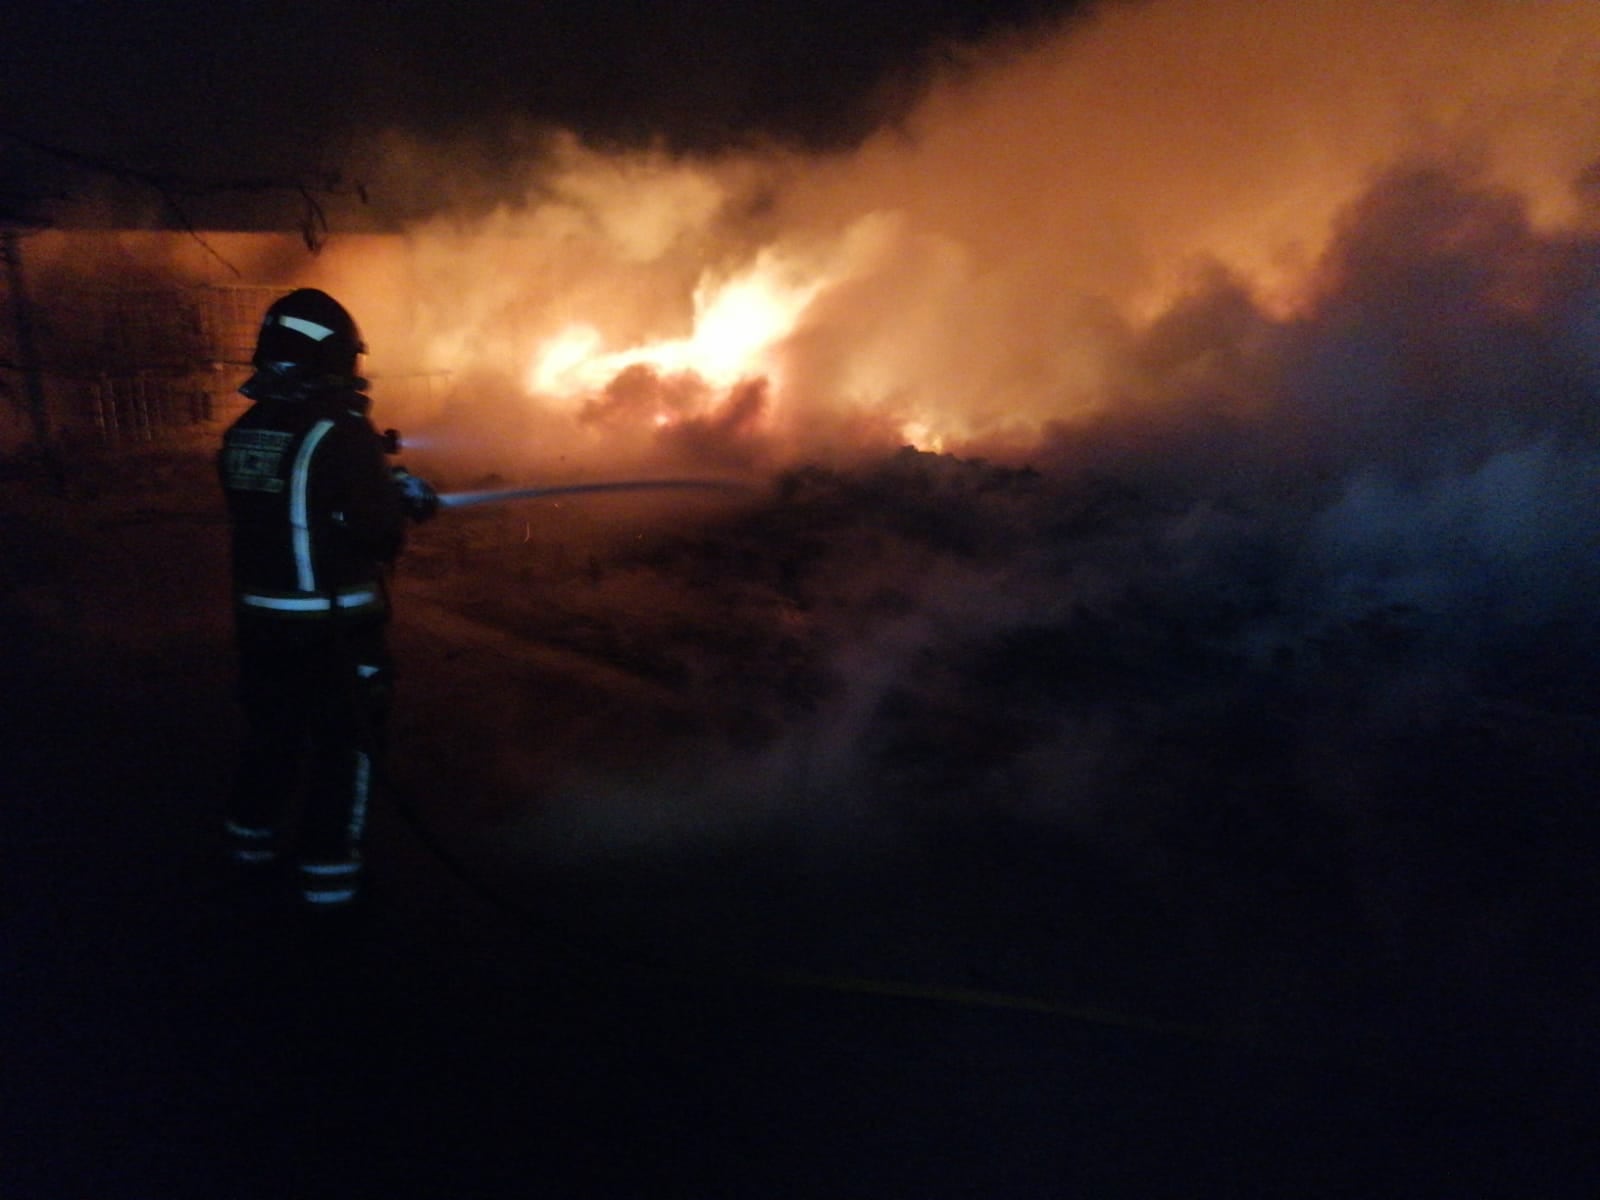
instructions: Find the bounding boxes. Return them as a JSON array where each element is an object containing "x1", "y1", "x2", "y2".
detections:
[{"x1": 3, "y1": 444, "x2": 1596, "y2": 1198}]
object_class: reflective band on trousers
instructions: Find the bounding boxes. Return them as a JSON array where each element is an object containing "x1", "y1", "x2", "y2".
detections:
[
  {"x1": 238, "y1": 588, "x2": 381, "y2": 613},
  {"x1": 300, "y1": 860, "x2": 362, "y2": 905},
  {"x1": 225, "y1": 820, "x2": 278, "y2": 862},
  {"x1": 303, "y1": 889, "x2": 358, "y2": 905},
  {"x1": 300, "y1": 861, "x2": 362, "y2": 876}
]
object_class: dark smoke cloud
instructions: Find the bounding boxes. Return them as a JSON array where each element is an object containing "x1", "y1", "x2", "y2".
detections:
[{"x1": 1, "y1": 0, "x2": 1088, "y2": 228}]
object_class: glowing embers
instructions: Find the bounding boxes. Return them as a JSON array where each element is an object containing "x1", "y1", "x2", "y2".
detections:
[
  {"x1": 524, "y1": 250, "x2": 824, "y2": 420},
  {"x1": 898, "y1": 420, "x2": 946, "y2": 454}
]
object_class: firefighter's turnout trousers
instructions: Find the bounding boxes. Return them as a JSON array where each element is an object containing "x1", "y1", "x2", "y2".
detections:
[{"x1": 227, "y1": 612, "x2": 391, "y2": 905}]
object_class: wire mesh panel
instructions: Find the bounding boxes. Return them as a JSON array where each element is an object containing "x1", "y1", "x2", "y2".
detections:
[
  {"x1": 14, "y1": 284, "x2": 289, "y2": 446},
  {"x1": 90, "y1": 370, "x2": 214, "y2": 445},
  {"x1": 10, "y1": 280, "x2": 446, "y2": 450},
  {"x1": 109, "y1": 289, "x2": 207, "y2": 369},
  {"x1": 199, "y1": 286, "x2": 283, "y2": 368},
  {"x1": 42, "y1": 287, "x2": 209, "y2": 372},
  {"x1": 197, "y1": 286, "x2": 287, "y2": 431}
]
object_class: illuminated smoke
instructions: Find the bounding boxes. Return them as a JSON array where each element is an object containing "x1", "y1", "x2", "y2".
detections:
[
  {"x1": 365, "y1": 5, "x2": 1600, "y2": 955},
  {"x1": 341, "y1": 0, "x2": 1600, "y2": 481}
]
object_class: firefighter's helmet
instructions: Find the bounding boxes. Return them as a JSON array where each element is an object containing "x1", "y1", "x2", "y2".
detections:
[{"x1": 241, "y1": 288, "x2": 366, "y2": 400}]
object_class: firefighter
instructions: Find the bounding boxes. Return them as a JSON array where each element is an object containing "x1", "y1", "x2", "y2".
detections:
[{"x1": 217, "y1": 288, "x2": 437, "y2": 909}]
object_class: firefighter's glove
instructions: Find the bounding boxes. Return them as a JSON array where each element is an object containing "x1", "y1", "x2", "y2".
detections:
[{"x1": 391, "y1": 466, "x2": 440, "y2": 523}]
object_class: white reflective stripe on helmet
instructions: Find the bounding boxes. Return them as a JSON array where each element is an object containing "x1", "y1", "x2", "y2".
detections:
[
  {"x1": 274, "y1": 314, "x2": 337, "y2": 341},
  {"x1": 289, "y1": 418, "x2": 335, "y2": 591}
]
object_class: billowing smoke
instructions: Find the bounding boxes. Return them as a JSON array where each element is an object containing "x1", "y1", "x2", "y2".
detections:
[
  {"x1": 356, "y1": 4, "x2": 1600, "y2": 1019},
  {"x1": 349, "y1": 0, "x2": 1600, "y2": 485}
]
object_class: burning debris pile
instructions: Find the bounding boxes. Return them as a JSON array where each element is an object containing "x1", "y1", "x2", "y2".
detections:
[
  {"x1": 416, "y1": 434, "x2": 1597, "y2": 840},
  {"x1": 385, "y1": 132, "x2": 1600, "y2": 995},
  {"x1": 355, "y1": 1, "x2": 1600, "y2": 481},
  {"x1": 390, "y1": 427, "x2": 1597, "y2": 1024},
  {"x1": 398, "y1": 140, "x2": 1600, "y2": 855}
]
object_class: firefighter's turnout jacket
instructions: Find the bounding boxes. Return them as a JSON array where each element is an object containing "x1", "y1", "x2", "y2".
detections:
[
  {"x1": 220, "y1": 387, "x2": 405, "y2": 618},
  {"x1": 218, "y1": 386, "x2": 407, "y2": 905}
]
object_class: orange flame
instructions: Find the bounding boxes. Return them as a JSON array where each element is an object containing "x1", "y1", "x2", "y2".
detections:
[
  {"x1": 363, "y1": 0, "x2": 1600, "y2": 469},
  {"x1": 526, "y1": 251, "x2": 825, "y2": 406}
]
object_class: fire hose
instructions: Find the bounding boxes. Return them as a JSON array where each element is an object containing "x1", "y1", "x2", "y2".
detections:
[{"x1": 435, "y1": 477, "x2": 752, "y2": 510}]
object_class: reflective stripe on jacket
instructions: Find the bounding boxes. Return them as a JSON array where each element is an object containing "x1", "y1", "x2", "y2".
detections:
[
  {"x1": 220, "y1": 388, "x2": 405, "y2": 619},
  {"x1": 237, "y1": 584, "x2": 386, "y2": 617}
]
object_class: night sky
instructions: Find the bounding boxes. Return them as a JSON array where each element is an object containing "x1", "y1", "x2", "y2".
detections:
[{"x1": 2, "y1": 0, "x2": 1087, "y2": 223}]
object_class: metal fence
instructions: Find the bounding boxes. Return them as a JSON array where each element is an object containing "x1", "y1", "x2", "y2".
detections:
[
  {"x1": 1, "y1": 281, "x2": 283, "y2": 449},
  {"x1": 2, "y1": 282, "x2": 450, "y2": 452}
]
